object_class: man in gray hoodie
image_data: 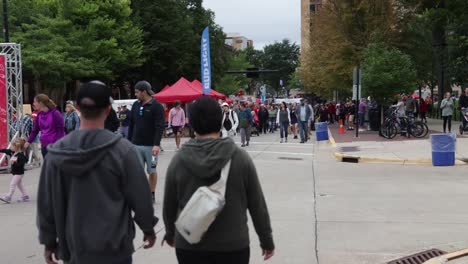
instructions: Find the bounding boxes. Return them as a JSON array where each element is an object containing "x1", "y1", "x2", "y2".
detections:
[
  {"x1": 162, "y1": 96, "x2": 275, "y2": 264},
  {"x1": 37, "y1": 81, "x2": 158, "y2": 264}
]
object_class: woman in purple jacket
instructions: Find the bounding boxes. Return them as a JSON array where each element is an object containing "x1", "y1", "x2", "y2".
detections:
[{"x1": 25, "y1": 94, "x2": 65, "y2": 157}]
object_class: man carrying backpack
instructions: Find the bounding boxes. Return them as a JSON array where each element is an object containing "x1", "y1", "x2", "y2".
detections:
[
  {"x1": 221, "y1": 103, "x2": 239, "y2": 138},
  {"x1": 162, "y1": 96, "x2": 275, "y2": 264}
]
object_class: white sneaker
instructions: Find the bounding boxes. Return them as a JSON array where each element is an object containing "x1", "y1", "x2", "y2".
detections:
[{"x1": 280, "y1": 139, "x2": 284, "y2": 143}]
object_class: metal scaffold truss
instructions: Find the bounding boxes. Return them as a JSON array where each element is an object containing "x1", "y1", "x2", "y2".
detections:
[{"x1": 1, "y1": 43, "x2": 23, "y2": 142}]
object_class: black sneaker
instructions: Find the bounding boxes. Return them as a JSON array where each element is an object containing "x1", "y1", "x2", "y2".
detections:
[
  {"x1": 294, "y1": 136, "x2": 298, "y2": 139},
  {"x1": 246, "y1": 142, "x2": 249, "y2": 146},
  {"x1": 241, "y1": 144, "x2": 245, "y2": 147},
  {"x1": 152, "y1": 193, "x2": 155, "y2": 204}
]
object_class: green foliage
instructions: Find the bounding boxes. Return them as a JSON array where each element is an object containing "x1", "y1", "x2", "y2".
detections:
[
  {"x1": 9, "y1": 0, "x2": 144, "y2": 89},
  {"x1": 261, "y1": 39, "x2": 300, "y2": 90},
  {"x1": 301, "y1": 0, "x2": 399, "y2": 98},
  {"x1": 361, "y1": 43, "x2": 417, "y2": 104},
  {"x1": 243, "y1": 40, "x2": 300, "y2": 92},
  {"x1": 216, "y1": 52, "x2": 252, "y2": 96},
  {"x1": 131, "y1": 0, "x2": 228, "y2": 89}
]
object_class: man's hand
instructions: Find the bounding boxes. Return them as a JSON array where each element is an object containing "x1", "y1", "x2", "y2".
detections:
[
  {"x1": 24, "y1": 142, "x2": 30, "y2": 150},
  {"x1": 143, "y1": 233, "x2": 156, "y2": 249},
  {"x1": 161, "y1": 239, "x2": 175, "y2": 248},
  {"x1": 44, "y1": 247, "x2": 58, "y2": 264},
  {"x1": 262, "y1": 249, "x2": 274, "y2": 261},
  {"x1": 152, "y1": 146, "x2": 160, "y2": 156}
]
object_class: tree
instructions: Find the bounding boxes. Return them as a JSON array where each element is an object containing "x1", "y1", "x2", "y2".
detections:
[
  {"x1": 301, "y1": 0, "x2": 401, "y2": 98},
  {"x1": 361, "y1": 43, "x2": 417, "y2": 105},
  {"x1": 216, "y1": 51, "x2": 252, "y2": 96},
  {"x1": 261, "y1": 39, "x2": 300, "y2": 91},
  {"x1": 131, "y1": 0, "x2": 228, "y2": 90},
  {"x1": 9, "y1": 0, "x2": 144, "y2": 102}
]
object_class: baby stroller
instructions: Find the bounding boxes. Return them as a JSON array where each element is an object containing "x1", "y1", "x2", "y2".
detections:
[{"x1": 250, "y1": 120, "x2": 260, "y2": 136}]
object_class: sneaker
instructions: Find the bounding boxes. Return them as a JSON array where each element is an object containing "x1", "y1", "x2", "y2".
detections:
[
  {"x1": 246, "y1": 142, "x2": 249, "y2": 147},
  {"x1": 285, "y1": 138, "x2": 288, "y2": 143},
  {"x1": 17, "y1": 195, "x2": 30, "y2": 202},
  {"x1": 280, "y1": 139, "x2": 283, "y2": 143},
  {"x1": 300, "y1": 141, "x2": 305, "y2": 144},
  {"x1": 294, "y1": 136, "x2": 298, "y2": 139},
  {"x1": 0, "y1": 195, "x2": 11, "y2": 203},
  {"x1": 241, "y1": 144, "x2": 245, "y2": 147}
]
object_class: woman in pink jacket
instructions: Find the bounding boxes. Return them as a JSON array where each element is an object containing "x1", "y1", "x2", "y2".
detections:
[{"x1": 168, "y1": 100, "x2": 186, "y2": 149}]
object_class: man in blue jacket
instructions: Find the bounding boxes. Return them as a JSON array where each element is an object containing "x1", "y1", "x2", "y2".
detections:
[
  {"x1": 295, "y1": 99, "x2": 312, "y2": 143},
  {"x1": 238, "y1": 102, "x2": 253, "y2": 147}
]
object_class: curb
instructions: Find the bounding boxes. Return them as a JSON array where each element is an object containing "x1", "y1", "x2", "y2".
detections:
[
  {"x1": 333, "y1": 152, "x2": 468, "y2": 166},
  {"x1": 327, "y1": 128, "x2": 337, "y2": 148}
]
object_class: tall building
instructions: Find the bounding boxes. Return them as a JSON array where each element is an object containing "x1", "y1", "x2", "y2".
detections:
[
  {"x1": 225, "y1": 33, "x2": 254, "y2": 51},
  {"x1": 301, "y1": 0, "x2": 323, "y2": 60}
]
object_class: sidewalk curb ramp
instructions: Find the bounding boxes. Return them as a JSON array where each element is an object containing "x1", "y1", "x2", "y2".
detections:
[{"x1": 329, "y1": 129, "x2": 468, "y2": 166}]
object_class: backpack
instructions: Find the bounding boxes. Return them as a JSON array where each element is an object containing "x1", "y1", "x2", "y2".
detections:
[
  {"x1": 65, "y1": 112, "x2": 78, "y2": 133},
  {"x1": 175, "y1": 160, "x2": 232, "y2": 244}
]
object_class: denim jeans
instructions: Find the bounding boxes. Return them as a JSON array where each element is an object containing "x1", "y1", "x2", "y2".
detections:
[
  {"x1": 240, "y1": 126, "x2": 251, "y2": 144},
  {"x1": 269, "y1": 118, "x2": 276, "y2": 132},
  {"x1": 358, "y1": 113, "x2": 365, "y2": 127},
  {"x1": 280, "y1": 121, "x2": 289, "y2": 139},
  {"x1": 298, "y1": 121, "x2": 308, "y2": 142}
]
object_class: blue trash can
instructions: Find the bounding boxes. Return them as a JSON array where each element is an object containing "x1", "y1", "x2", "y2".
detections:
[
  {"x1": 431, "y1": 133, "x2": 456, "y2": 166},
  {"x1": 315, "y1": 122, "x2": 329, "y2": 141}
]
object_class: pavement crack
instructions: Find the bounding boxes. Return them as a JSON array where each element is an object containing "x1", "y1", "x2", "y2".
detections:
[{"x1": 312, "y1": 141, "x2": 320, "y2": 264}]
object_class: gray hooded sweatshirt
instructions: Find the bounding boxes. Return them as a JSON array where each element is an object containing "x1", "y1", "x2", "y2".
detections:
[
  {"x1": 37, "y1": 129, "x2": 158, "y2": 264},
  {"x1": 163, "y1": 137, "x2": 274, "y2": 252}
]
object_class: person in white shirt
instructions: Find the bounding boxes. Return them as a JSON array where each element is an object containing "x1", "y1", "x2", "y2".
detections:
[{"x1": 221, "y1": 103, "x2": 239, "y2": 138}]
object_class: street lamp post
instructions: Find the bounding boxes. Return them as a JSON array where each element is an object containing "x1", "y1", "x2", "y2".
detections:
[{"x1": 2, "y1": 0, "x2": 9, "y2": 42}]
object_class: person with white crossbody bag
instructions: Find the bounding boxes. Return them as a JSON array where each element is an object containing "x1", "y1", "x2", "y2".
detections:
[{"x1": 162, "y1": 96, "x2": 275, "y2": 264}]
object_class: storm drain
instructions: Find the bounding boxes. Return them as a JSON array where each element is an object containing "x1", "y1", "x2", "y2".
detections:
[
  {"x1": 342, "y1": 157, "x2": 359, "y2": 163},
  {"x1": 386, "y1": 248, "x2": 446, "y2": 264},
  {"x1": 278, "y1": 157, "x2": 303, "y2": 161}
]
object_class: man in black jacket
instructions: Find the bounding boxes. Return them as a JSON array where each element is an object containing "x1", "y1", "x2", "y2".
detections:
[
  {"x1": 258, "y1": 104, "x2": 269, "y2": 134},
  {"x1": 128, "y1": 81, "x2": 165, "y2": 203}
]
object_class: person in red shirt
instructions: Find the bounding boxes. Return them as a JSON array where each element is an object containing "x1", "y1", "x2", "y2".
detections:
[
  {"x1": 328, "y1": 102, "x2": 336, "y2": 124},
  {"x1": 419, "y1": 98, "x2": 427, "y2": 123}
]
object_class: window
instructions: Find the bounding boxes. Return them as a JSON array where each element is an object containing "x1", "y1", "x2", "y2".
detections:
[{"x1": 310, "y1": 4, "x2": 316, "y2": 13}]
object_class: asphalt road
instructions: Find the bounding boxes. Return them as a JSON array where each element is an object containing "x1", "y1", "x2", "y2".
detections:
[{"x1": 1, "y1": 132, "x2": 467, "y2": 264}]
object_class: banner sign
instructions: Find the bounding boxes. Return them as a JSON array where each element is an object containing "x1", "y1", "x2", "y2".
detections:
[
  {"x1": 0, "y1": 54, "x2": 7, "y2": 149},
  {"x1": 201, "y1": 27, "x2": 211, "y2": 95},
  {"x1": 261, "y1": 85, "x2": 266, "y2": 104}
]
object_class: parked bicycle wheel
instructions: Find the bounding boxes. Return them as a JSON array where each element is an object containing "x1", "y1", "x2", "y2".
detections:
[
  {"x1": 381, "y1": 122, "x2": 397, "y2": 139},
  {"x1": 410, "y1": 121, "x2": 429, "y2": 138}
]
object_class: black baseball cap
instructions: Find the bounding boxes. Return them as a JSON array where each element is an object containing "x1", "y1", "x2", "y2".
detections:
[
  {"x1": 77, "y1": 81, "x2": 112, "y2": 109},
  {"x1": 135, "y1": 80, "x2": 154, "y2": 95}
]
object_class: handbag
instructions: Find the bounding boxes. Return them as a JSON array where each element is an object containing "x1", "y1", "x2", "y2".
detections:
[{"x1": 175, "y1": 160, "x2": 232, "y2": 244}]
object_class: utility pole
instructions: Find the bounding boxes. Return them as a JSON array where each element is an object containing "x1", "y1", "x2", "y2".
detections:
[{"x1": 2, "y1": 0, "x2": 9, "y2": 42}]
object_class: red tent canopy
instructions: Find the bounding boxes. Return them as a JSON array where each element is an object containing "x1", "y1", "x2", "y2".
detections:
[
  {"x1": 191, "y1": 80, "x2": 227, "y2": 100},
  {"x1": 154, "y1": 78, "x2": 204, "y2": 103},
  {"x1": 161, "y1": 85, "x2": 170, "y2": 92}
]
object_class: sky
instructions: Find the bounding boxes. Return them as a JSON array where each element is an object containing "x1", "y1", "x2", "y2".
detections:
[{"x1": 202, "y1": 0, "x2": 301, "y2": 50}]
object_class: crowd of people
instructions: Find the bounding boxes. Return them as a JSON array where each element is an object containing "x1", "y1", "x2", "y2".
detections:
[
  {"x1": 0, "y1": 80, "x2": 275, "y2": 264},
  {"x1": 217, "y1": 98, "x2": 315, "y2": 144}
]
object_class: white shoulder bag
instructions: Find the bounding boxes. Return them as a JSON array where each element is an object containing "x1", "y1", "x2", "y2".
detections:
[{"x1": 175, "y1": 160, "x2": 232, "y2": 244}]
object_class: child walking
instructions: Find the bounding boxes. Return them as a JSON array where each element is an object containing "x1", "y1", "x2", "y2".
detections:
[{"x1": 0, "y1": 138, "x2": 29, "y2": 203}]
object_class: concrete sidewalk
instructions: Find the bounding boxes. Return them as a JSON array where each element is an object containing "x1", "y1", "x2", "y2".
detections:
[{"x1": 329, "y1": 118, "x2": 468, "y2": 165}]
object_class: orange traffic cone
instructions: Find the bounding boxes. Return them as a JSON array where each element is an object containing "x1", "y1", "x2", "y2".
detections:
[{"x1": 339, "y1": 119, "x2": 345, "y2": 134}]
